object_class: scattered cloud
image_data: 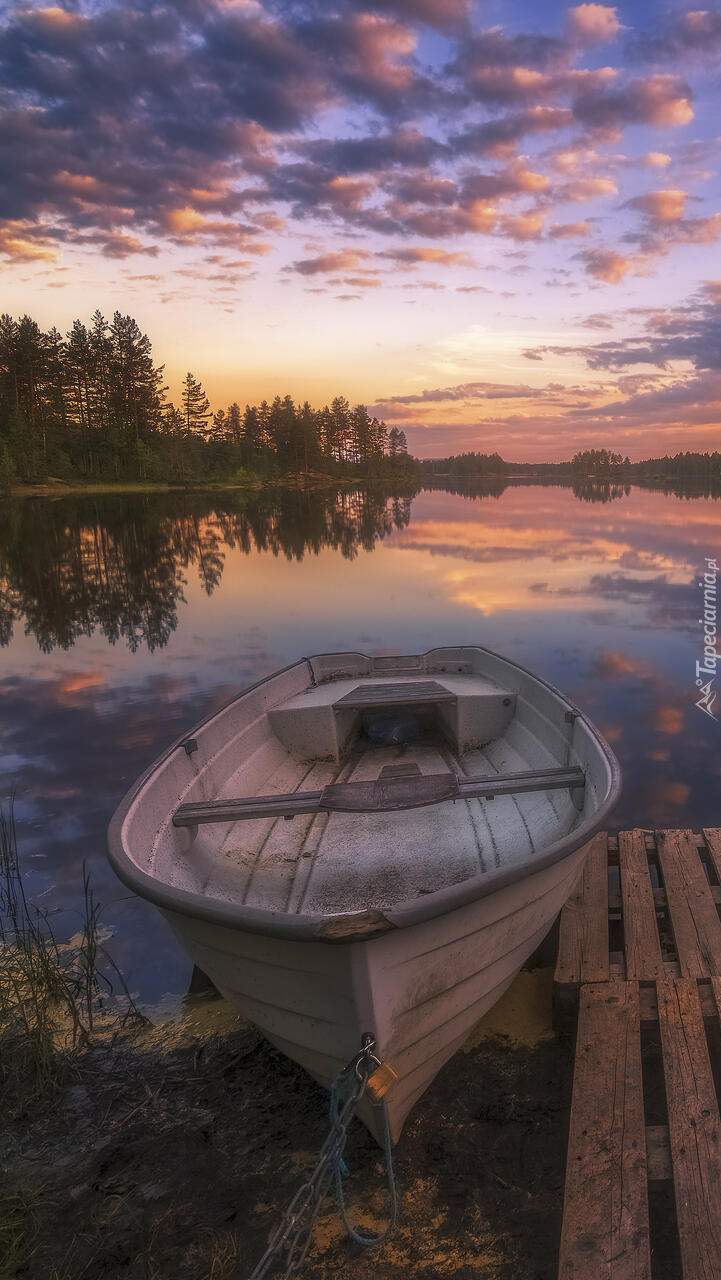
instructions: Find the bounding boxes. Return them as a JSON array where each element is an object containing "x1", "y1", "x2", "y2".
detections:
[
  {"x1": 627, "y1": 189, "x2": 687, "y2": 221},
  {"x1": 380, "y1": 247, "x2": 473, "y2": 266},
  {"x1": 642, "y1": 152, "x2": 671, "y2": 169},
  {"x1": 0, "y1": 0, "x2": 711, "y2": 281},
  {"x1": 579, "y1": 247, "x2": 634, "y2": 283},
  {"x1": 573, "y1": 74, "x2": 694, "y2": 129},
  {"x1": 1, "y1": 0, "x2": 719, "y2": 441},
  {"x1": 287, "y1": 249, "x2": 372, "y2": 275},
  {"x1": 549, "y1": 221, "x2": 592, "y2": 237},
  {"x1": 567, "y1": 5, "x2": 621, "y2": 46},
  {"x1": 523, "y1": 282, "x2": 721, "y2": 371}
]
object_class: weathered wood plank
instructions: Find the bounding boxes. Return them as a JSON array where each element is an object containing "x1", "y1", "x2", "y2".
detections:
[
  {"x1": 334, "y1": 679, "x2": 456, "y2": 707},
  {"x1": 558, "y1": 981, "x2": 650, "y2": 1280},
  {"x1": 640, "y1": 981, "x2": 717, "y2": 1021},
  {"x1": 656, "y1": 978, "x2": 721, "y2": 1277},
  {"x1": 174, "y1": 765, "x2": 585, "y2": 826},
  {"x1": 702, "y1": 828, "x2": 721, "y2": 887},
  {"x1": 656, "y1": 829, "x2": 721, "y2": 976},
  {"x1": 619, "y1": 829, "x2": 664, "y2": 980},
  {"x1": 612, "y1": 886, "x2": 721, "y2": 913},
  {"x1": 555, "y1": 832, "x2": 609, "y2": 987}
]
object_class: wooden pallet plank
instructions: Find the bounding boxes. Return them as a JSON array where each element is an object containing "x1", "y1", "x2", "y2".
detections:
[
  {"x1": 656, "y1": 978, "x2": 721, "y2": 1277},
  {"x1": 558, "y1": 981, "x2": 650, "y2": 1280},
  {"x1": 555, "y1": 832, "x2": 609, "y2": 986},
  {"x1": 619, "y1": 829, "x2": 664, "y2": 980},
  {"x1": 641, "y1": 982, "x2": 718, "y2": 1021},
  {"x1": 703, "y1": 828, "x2": 721, "y2": 886},
  {"x1": 656, "y1": 830, "x2": 721, "y2": 976}
]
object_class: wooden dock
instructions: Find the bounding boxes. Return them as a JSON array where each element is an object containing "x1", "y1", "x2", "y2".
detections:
[{"x1": 555, "y1": 828, "x2": 721, "y2": 1279}]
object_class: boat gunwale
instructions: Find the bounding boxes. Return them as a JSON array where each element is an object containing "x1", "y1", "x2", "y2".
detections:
[{"x1": 106, "y1": 647, "x2": 621, "y2": 943}]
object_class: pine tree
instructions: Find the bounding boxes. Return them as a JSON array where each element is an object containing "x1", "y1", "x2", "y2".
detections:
[
  {"x1": 209, "y1": 408, "x2": 228, "y2": 443},
  {"x1": 226, "y1": 402, "x2": 242, "y2": 444},
  {"x1": 109, "y1": 313, "x2": 166, "y2": 448},
  {"x1": 298, "y1": 400, "x2": 320, "y2": 472},
  {"x1": 182, "y1": 372, "x2": 211, "y2": 436},
  {"x1": 242, "y1": 404, "x2": 263, "y2": 460}
]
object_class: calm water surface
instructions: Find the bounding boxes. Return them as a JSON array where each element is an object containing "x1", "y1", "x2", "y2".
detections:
[{"x1": 1, "y1": 482, "x2": 719, "y2": 1002}]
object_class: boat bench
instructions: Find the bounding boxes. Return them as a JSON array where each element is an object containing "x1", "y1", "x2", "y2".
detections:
[
  {"x1": 333, "y1": 680, "x2": 455, "y2": 708},
  {"x1": 173, "y1": 765, "x2": 585, "y2": 827},
  {"x1": 268, "y1": 678, "x2": 517, "y2": 762}
]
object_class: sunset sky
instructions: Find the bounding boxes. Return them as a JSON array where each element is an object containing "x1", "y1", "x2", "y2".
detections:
[{"x1": 2, "y1": 0, "x2": 720, "y2": 459}]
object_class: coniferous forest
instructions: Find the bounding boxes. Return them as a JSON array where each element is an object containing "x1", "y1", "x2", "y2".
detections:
[
  {"x1": 0, "y1": 311, "x2": 412, "y2": 486},
  {"x1": 2, "y1": 311, "x2": 720, "y2": 494}
]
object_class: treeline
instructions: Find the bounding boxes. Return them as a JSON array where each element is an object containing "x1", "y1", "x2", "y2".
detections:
[
  {"x1": 0, "y1": 311, "x2": 413, "y2": 486},
  {"x1": 627, "y1": 451, "x2": 721, "y2": 480},
  {"x1": 571, "y1": 448, "x2": 721, "y2": 483},
  {"x1": 423, "y1": 447, "x2": 721, "y2": 482},
  {"x1": 572, "y1": 448, "x2": 629, "y2": 474},
  {"x1": 419, "y1": 451, "x2": 508, "y2": 476}
]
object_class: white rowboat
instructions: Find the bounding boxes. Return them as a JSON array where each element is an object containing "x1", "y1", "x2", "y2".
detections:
[{"x1": 108, "y1": 646, "x2": 620, "y2": 1142}]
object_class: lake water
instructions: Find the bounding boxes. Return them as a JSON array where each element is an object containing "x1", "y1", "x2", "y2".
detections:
[{"x1": 1, "y1": 481, "x2": 719, "y2": 1003}]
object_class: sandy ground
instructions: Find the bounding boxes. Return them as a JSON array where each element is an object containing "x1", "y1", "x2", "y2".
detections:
[{"x1": 3, "y1": 970, "x2": 576, "y2": 1280}]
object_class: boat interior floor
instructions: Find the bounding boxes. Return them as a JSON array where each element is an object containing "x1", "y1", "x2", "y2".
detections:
[{"x1": 182, "y1": 731, "x2": 580, "y2": 916}]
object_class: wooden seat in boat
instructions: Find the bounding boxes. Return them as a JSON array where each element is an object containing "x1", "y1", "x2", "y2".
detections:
[
  {"x1": 333, "y1": 681, "x2": 456, "y2": 708},
  {"x1": 173, "y1": 764, "x2": 585, "y2": 826}
]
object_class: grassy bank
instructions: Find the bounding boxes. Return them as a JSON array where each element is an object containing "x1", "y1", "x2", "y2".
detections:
[{"x1": 9, "y1": 470, "x2": 414, "y2": 499}]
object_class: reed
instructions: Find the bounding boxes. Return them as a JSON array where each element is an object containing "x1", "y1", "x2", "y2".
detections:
[{"x1": 0, "y1": 803, "x2": 144, "y2": 1106}]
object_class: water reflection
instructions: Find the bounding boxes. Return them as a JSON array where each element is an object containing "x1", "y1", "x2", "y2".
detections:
[
  {"x1": 0, "y1": 481, "x2": 718, "y2": 1000},
  {"x1": 0, "y1": 487, "x2": 413, "y2": 653}
]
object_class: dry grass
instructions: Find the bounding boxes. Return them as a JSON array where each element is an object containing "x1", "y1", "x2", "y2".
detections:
[{"x1": 0, "y1": 804, "x2": 145, "y2": 1111}]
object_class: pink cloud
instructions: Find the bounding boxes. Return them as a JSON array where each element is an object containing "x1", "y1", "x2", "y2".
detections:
[
  {"x1": 380, "y1": 247, "x2": 474, "y2": 266},
  {"x1": 467, "y1": 63, "x2": 617, "y2": 106},
  {"x1": 558, "y1": 176, "x2": 618, "y2": 202},
  {"x1": 628, "y1": 189, "x2": 687, "y2": 221},
  {"x1": 0, "y1": 221, "x2": 58, "y2": 262},
  {"x1": 289, "y1": 248, "x2": 371, "y2": 275},
  {"x1": 574, "y1": 74, "x2": 694, "y2": 128},
  {"x1": 568, "y1": 5, "x2": 621, "y2": 45},
  {"x1": 580, "y1": 248, "x2": 633, "y2": 282},
  {"x1": 549, "y1": 221, "x2": 592, "y2": 237},
  {"x1": 500, "y1": 211, "x2": 546, "y2": 240}
]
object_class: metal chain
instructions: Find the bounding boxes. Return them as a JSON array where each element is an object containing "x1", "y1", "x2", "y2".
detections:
[{"x1": 248, "y1": 1035, "x2": 392, "y2": 1279}]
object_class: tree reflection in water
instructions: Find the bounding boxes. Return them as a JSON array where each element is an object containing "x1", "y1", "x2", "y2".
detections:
[
  {"x1": 2, "y1": 476, "x2": 718, "y2": 654},
  {"x1": 0, "y1": 487, "x2": 415, "y2": 652}
]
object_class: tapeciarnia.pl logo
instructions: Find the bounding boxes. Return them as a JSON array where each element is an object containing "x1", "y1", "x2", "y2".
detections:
[{"x1": 696, "y1": 556, "x2": 718, "y2": 720}]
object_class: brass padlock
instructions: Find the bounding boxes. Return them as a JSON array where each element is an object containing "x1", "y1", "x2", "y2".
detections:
[{"x1": 365, "y1": 1059, "x2": 398, "y2": 1102}]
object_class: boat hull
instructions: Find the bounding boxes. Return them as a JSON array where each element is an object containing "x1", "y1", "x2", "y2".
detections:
[
  {"x1": 108, "y1": 646, "x2": 620, "y2": 1143},
  {"x1": 162, "y1": 835, "x2": 589, "y2": 1143}
]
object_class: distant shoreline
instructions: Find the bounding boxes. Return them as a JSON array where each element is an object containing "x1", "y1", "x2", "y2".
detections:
[{"x1": 9, "y1": 469, "x2": 721, "y2": 500}]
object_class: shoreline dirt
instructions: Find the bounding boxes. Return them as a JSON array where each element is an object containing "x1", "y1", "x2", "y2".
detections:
[{"x1": 3, "y1": 971, "x2": 578, "y2": 1280}]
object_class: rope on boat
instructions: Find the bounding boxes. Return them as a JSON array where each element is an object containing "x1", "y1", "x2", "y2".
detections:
[
  {"x1": 248, "y1": 1034, "x2": 398, "y2": 1278},
  {"x1": 329, "y1": 1063, "x2": 398, "y2": 1249}
]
